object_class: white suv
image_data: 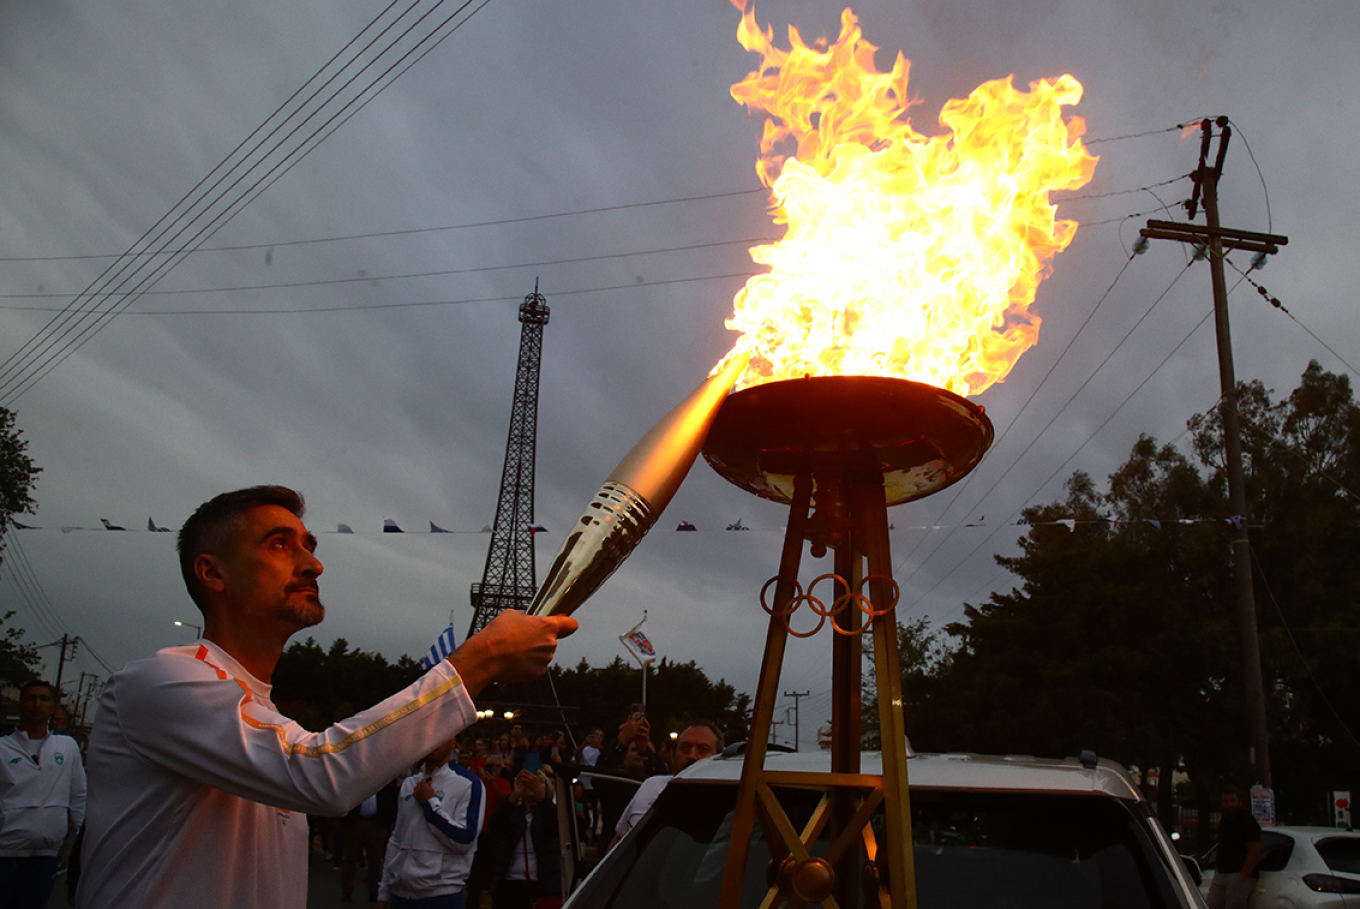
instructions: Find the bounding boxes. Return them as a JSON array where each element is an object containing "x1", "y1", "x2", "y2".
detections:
[{"x1": 566, "y1": 749, "x2": 1207, "y2": 908}]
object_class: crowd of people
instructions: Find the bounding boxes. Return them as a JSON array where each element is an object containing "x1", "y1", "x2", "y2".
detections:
[
  {"x1": 0, "y1": 485, "x2": 1269, "y2": 909},
  {"x1": 0, "y1": 486, "x2": 723, "y2": 908}
]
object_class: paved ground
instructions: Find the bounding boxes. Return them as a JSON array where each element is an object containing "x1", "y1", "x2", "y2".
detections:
[
  {"x1": 47, "y1": 847, "x2": 373, "y2": 908},
  {"x1": 49, "y1": 837, "x2": 596, "y2": 906}
]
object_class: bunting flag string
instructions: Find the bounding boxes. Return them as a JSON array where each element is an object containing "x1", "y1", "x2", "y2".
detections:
[{"x1": 8, "y1": 514, "x2": 1254, "y2": 535}]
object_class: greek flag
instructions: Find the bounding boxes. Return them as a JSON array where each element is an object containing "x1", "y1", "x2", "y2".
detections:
[{"x1": 421, "y1": 625, "x2": 458, "y2": 671}]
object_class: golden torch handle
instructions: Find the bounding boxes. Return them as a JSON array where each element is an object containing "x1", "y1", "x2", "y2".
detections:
[{"x1": 527, "y1": 350, "x2": 751, "y2": 617}]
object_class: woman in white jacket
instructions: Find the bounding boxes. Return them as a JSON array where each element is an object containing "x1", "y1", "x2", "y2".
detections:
[{"x1": 376, "y1": 738, "x2": 485, "y2": 909}]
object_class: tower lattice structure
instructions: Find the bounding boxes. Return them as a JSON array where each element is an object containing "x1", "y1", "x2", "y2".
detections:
[{"x1": 467, "y1": 285, "x2": 550, "y2": 638}]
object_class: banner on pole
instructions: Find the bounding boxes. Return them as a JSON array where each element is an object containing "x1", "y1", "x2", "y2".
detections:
[{"x1": 619, "y1": 618, "x2": 657, "y2": 666}]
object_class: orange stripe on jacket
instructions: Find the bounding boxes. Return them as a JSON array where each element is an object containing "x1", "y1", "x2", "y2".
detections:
[{"x1": 193, "y1": 647, "x2": 462, "y2": 758}]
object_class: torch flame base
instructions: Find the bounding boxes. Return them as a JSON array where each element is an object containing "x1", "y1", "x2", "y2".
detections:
[{"x1": 702, "y1": 375, "x2": 994, "y2": 510}]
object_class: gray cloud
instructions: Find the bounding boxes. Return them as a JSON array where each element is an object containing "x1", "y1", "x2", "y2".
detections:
[{"x1": 2, "y1": 0, "x2": 1357, "y2": 748}]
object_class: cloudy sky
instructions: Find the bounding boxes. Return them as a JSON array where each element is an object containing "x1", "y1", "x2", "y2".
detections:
[{"x1": 1, "y1": 0, "x2": 1356, "y2": 748}]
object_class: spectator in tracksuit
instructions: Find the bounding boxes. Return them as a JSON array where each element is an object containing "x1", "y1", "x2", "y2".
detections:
[
  {"x1": 376, "y1": 737, "x2": 484, "y2": 909},
  {"x1": 0, "y1": 679, "x2": 86, "y2": 909}
]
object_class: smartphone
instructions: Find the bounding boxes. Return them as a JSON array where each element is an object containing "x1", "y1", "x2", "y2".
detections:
[
  {"x1": 629, "y1": 703, "x2": 646, "y2": 718},
  {"x1": 523, "y1": 752, "x2": 542, "y2": 774}
]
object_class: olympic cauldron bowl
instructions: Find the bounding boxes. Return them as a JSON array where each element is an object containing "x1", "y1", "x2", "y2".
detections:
[{"x1": 700, "y1": 375, "x2": 994, "y2": 508}]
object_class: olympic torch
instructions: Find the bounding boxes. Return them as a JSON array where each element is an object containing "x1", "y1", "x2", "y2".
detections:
[{"x1": 527, "y1": 350, "x2": 750, "y2": 618}]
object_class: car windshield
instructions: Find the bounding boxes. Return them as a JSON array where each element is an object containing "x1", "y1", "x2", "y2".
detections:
[
  {"x1": 1316, "y1": 837, "x2": 1360, "y2": 875},
  {"x1": 571, "y1": 780, "x2": 1183, "y2": 908}
]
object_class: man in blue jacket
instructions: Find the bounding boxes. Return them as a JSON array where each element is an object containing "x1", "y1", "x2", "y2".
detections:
[{"x1": 376, "y1": 737, "x2": 484, "y2": 908}]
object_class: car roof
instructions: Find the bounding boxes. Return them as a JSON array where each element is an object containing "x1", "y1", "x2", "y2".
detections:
[
  {"x1": 676, "y1": 750, "x2": 1142, "y2": 800},
  {"x1": 1265, "y1": 826, "x2": 1360, "y2": 839}
]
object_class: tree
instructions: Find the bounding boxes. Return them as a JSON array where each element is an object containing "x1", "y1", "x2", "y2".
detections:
[
  {"x1": 272, "y1": 637, "x2": 424, "y2": 731},
  {"x1": 920, "y1": 462, "x2": 1234, "y2": 781},
  {"x1": 1191, "y1": 362, "x2": 1360, "y2": 820},
  {"x1": 0, "y1": 409, "x2": 42, "y2": 693},
  {"x1": 0, "y1": 406, "x2": 40, "y2": 564},
  {"x1": 892, "y1": 362, "x2": 1360, "y2": 833},
  {"x1": 0, "y1": 610, "x2": 41, "y2": 690},
  {"x1": 549, "y1": 656, "x2": 752, "y2": 745},
  {"x1": 862, "y1": 616, "x2": 949, "y2": 750}
]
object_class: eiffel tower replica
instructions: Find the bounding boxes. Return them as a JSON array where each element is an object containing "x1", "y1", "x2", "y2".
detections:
[{"x1": 468, "y1": 282, "x2": 550, "y2": 640}]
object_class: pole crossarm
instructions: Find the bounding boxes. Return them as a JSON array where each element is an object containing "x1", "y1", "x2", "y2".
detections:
[
  {"x1": 1139, "y1": 229, "x2": 1280, "y2": 256},
  {"x1": 1144, "y1": 220, "x2": 1289, "y2": 247},
  {"x1": 1141, "y1": 221, "x2": 1288, "y2": 256}
]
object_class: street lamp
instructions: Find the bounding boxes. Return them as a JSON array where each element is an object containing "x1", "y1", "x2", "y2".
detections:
[{"x1": 173, "y1": 620, "x2": 202, "y2": 636}]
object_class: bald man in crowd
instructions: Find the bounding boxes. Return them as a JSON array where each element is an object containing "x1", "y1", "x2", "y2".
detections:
[{"x1": 609, "y1": 722, "x2": 723, "y2": 849}]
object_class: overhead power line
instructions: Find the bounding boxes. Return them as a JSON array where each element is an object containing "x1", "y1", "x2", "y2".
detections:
[
  {"x1": 3, "y1": 534, "x2": 116, "y2": 673},
  {"x1": 901, "y1": 260, "x2": 1208, "y2": 620},
  {"x1": 0, "y1": 0, "x2": 493, "y2": 404},
  {"x1": 5, "y1": 534, "x2": 69, "y2": 640},
  {"x1": 0, "y1": 123, "x2": 1195, "y2": 266},
  {"x1": 1225, "y1": 256, "x2": 1360, "y2": 380},
  {"x1": 1084, "y1": 120, "x2": 1215, "y2": 145},
  {"x1": 0, "y1": 188, "x2": 770, "y2": 264},
  {"x1": 921, "y1": 270, "x2": 1258, "y2": 631},
  {"x1": 0, "y1": 198, "x2": 1170, "y2": 313},
  {"x1": 0, "y1": 236, "x2": 777, "y2": 302},
  {"x1": 79, "y1": 271, "x2": 759, "y2": 316},
  {"x1": 893, "y1": 251, "x2": 1144, "y2": 573},
  {"x1": 1056, "y1": 174, "x2": 1191, "y2": 201}
]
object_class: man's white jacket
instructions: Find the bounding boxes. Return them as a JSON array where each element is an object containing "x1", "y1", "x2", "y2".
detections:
[
  {"x1": 77, "y1": 641, "x2": 476, "y2": 909},
  {"x1": 379, "y1": 761, "x2": 485, "y2": 901},
  {"x1": 0, "y1": 730, "x2": 87, "y2": 856}
]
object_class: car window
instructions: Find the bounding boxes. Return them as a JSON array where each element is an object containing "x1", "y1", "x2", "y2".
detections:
[
  {"x1": 1257, "y1": 832, "x2": 1294, "y2": 872},
  {"x1": 906, "y1": 790, "x2": 1180, "y2": 908},
  {"x1": 1316, "y1": 837, "x2": 1360, "y2": 874},
  {"x1": 571, "y1": 781, "x2": 1185, "y2": 908}
]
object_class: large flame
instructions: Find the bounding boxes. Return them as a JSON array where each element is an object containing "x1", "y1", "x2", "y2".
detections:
[{"x1": 718, "y1": 7, "x2": 1097, "y2": 396}]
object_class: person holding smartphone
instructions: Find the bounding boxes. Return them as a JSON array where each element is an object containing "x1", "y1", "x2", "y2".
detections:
[
  {"x1": 595, "y1": 709, "x2": 665, "y2": 779},
  {"x1": 487, "y1": 769, "x2": 560, "y2": 909}
]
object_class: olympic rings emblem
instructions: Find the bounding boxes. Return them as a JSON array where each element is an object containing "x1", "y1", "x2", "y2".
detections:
[{"x1": 759, "y1": 573, "x2": 898, "y2": 637}]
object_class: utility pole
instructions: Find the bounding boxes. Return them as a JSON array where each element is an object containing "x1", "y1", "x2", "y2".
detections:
[
  {"x1": 769, "y1": 718, "x2": 784, "y2": 748},
  {"x1": 54, "y1": 634, "x2": 74, "y2": 701},
  {"x1": 783, "y1": 689, "x2": 809, "y2": 751},
  {"x1": 74, "y1": 672, "x2": 87, "y2": 727},
  {"x1": 79, "y1": 674, "x2": 101, "y2": 727},
  {"x1": 1141, "y1": 117, "x2": 1289, "y2": 789}
]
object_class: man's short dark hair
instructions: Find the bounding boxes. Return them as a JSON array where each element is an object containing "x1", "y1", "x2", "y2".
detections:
[
  {"x1": 682, "y1": 721, "x2": 725, "y2": 750},
  {"x1": 177, "y1": 486, "x2": 305, "y2": 610},
  {"x1": 20, "y1": 680, "x2": 57, "y2": 700}
]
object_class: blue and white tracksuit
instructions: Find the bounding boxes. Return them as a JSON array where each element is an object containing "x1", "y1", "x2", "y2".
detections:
[{"x1": 378, "y1": 762, "x2": 484, "y2": 902}]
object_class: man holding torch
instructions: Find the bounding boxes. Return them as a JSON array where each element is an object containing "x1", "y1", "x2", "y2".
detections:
[{"x1": 75, "y1": 486, "x2": 577, "y2": 909}]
